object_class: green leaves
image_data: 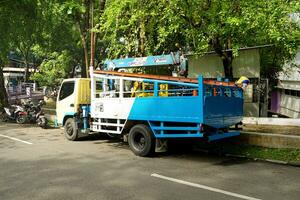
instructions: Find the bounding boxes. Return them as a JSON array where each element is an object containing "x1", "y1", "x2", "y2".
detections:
[
  {"x1": 1, "y1": 0, "x2": 298, "y2": 80},
  {"x1": 98, "y1": 0, "x2": 299, "y2": 78},
  {"x1": 62, "y1": 1, "x2": 87, "y2": 15},
  {"x1": 30, "y1": 51, "x2": 73, "y2": 87}
]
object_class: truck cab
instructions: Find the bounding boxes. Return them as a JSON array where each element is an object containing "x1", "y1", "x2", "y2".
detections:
[{"x1": 56, "y1": 78, "x2": 90, "y2": 128}]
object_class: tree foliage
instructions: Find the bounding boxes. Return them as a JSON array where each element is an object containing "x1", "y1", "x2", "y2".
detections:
[
  {"x1": 0, "y1": 0, "x2": 85, "y2": 107},
  {"x1": 101, "y1": 0, "x2": 185, "y2": 57},
  {"x1": 31, "y1": 51, "x2": 73, "y2": 87},
  {"x1": 61, "y1": 0, "x2": 106, "y2": 77},
  {"x1": 101, "y1": 0, "x2": 300, "y2": 78},
  {"x1": 0, "y1": 0, "x2": 299, "y2": 110},
  {"x1": 4, "y1": 0, "x2": 42, "y2": 81}
]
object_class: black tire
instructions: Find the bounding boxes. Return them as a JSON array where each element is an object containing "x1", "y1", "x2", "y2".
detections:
[
  {"x1": 64, "y1": 118, "x2": 78, "y2": 141},
  {"x1": 128, "y1": 124, "x2": 155, "y2": 157},
  {"x1": 37, "y1": 117, "x2": 48, "y2": 129},
  {"x1": 0, "y1": 112, "x2": 8, "y2": 122},
  {"x1": 16, "y1": 114, "x2": 26, "y2": 124}
]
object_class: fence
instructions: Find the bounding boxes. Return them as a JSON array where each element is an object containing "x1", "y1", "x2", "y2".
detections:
[{"x1": 6, "y1": 82, "x2": 44, "y2": 103}]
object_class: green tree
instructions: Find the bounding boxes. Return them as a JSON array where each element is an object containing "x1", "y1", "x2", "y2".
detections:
[
  {"x1": 175, "y1": 0, "x2": 300, "y2": 78},
  {"x1": 31, "y1": 51, "x2": 73, "y2": 88},
  {"x1": 8, "y1": 0, "x2": 41, "y2": 81},
  {"x1": 29, "y1": 0, "x2": 84, "y2": 83},
  {"x1": 61, "y1": 0, "x2": 106, "y2": 77},
  {"x1": 0, "y1": 0, "x2": 83, "y2": 108},
  {"x1": 101, "y1": 0, "x2": 185, "y2": 58},
  {"x1": 0, "y1": 0, "x2": 17, "y2": 108},
  {"x1": 29, "y1": 0, "x2": 107, "y2": 84},
  {"x1": 101, "y1": 0, "x2": 300, "y2": 78}
]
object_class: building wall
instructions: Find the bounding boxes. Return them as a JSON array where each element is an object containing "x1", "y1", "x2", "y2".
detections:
[
  {"x1": 232, "y1": 49, "x2": 260, "y2": 78},
  {"x1": 187, "y1": 49, "x2": 260, "y2": 79},
  {"x1": 187, "y1": 49, "x2": 261, "y2": 117},
  {"x1": 187, "y1": 54, "x2": 224, "y2": 78},
  {"x1": 278, "y1": 92, "x2": 300, "y2": 118},
  {"x1": 274, "y1": 49, "x2": 300, "y2": 118}
]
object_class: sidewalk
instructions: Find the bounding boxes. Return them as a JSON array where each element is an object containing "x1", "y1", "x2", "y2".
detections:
[
  {"x1": 240, "y1": 131, "x2": 300, "y2": 149},
  {"x1": 240, "y1": 119, "x2": 300, "y2": 149},
  {"x1": 243, "y1": 117, "x2": 300, "y2": 126},
  {"x1": 243, "y1": 124, "x2": 300, "y2": 136}
]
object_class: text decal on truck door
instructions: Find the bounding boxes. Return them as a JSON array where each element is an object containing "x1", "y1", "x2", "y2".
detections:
[{"x1": 96, "y1": 103, "x2": 104, "y2": 112}]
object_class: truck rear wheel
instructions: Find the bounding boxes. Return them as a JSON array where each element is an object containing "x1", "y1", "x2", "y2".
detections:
[
  {"x1": 64, "y1": 118, "x2": 78, "y2": 141},
  {"x1": 128, "y1": 124, "x2": 155, "y2": 157}
]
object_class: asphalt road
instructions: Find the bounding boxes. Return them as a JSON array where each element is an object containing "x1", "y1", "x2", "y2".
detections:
[{"x1": 0, "y1": 122, "x2": 299, "y2": 200}]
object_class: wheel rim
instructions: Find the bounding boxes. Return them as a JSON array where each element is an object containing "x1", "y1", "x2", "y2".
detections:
[
  {"x1": 133, "y1": 132, "x2": 146, "y2": 151},
  {"x1": 17, "y1": 116, "x2": 26, "y2": 124},
  {"x1": 66, "y1": 123, "x2": 73, "y2": 136}
]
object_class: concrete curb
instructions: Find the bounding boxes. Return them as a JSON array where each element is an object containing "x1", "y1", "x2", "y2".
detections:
[
  {"x1": 243, "y1": 117, "x2": 300, "y2": 126},
  {"x1": 240, "y1": 131, "x2": 300, "y2": 149}
]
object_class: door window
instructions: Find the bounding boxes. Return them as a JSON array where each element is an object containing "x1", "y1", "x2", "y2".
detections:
[{"x1": 59, "y1": 81, "x2": 75, "y2": 100}]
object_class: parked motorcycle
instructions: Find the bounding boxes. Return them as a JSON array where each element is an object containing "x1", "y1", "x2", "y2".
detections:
[
  {"x1": 0, "y1": 104, "x2": 27, "y2": 124},
  {"x1": 35, "y1": 101, "x2": 48, "y2": 129},
  {"x1": 22, "y1": 100, "x2": 48, "y2": 129}
]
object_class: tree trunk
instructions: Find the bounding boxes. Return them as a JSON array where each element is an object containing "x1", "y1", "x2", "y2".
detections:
[
  {"x1": 75, "y1": 0, "x2": 90, "y2": 78},
  {"x1": 222, "y1": 51, "x2": 233, "y2": 79},
  {"x1": 139, "y1": 20, "x2": 145, "y2": 56},
  {"x1": 18, "y1": 45, "x2": 32, "y2": 82},
  {"x1": 76, "y1": 21, "x2": 88, "y2": 78},
  {"x1": 94, "y1": 0, "x2": 106, "y2": 60},
  {"x1": 76, "y1": 0, "x2": 107, "y2": 78},
  {"x1": 89, "y1": 0, "x2": 95, "y2": 73},
  {"x1": 211, "y1": 38, "x2": 234, "y2": 78},
  {"x1": 0, "y1": 66, "x2": 8, "y2": 108},
  {"x1": 99, "y1": 0, "x2": 106, "y2": 11},
  {"x1": 24, "y1": 60, "x2": 29, "y2": 82},
  {"x1": 81, "y1": 35, "x2": 89, "y2": 78}
]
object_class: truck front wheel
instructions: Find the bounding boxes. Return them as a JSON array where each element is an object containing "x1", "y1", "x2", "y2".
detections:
[
  {"x1": 128, "y1": 124, "x2": 155, "y2": 157},
  {"x1": 64, "y1": 118, "x2": 78, "y2": 141}
]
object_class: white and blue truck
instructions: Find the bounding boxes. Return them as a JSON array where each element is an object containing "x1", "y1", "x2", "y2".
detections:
[{"x1": 56, "y1": 53, "x2": 243, "y2": 156}]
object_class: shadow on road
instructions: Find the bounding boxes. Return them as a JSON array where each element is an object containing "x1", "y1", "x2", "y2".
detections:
[
  {"x1": 77, "y1": 134, "x2": 252, "y2": 166},
  {"x1": 0, "y1": 122, "x2": 260, "y2": 167}
]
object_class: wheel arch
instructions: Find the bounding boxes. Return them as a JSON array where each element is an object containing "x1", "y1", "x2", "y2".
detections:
[
  {"x1": 122, "y1": 120, "x2": 153, "y2": 135},
  {"x1": 62, "y1": 114, "x2": 76, "y2": 126}
]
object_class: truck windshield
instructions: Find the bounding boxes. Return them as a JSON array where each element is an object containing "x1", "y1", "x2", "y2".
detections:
[{"x1": 59, "y1": 81, "x2": 75, "y2": 100}]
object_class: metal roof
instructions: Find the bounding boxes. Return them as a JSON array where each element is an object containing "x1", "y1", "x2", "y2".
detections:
[{"x1": 184, "y1": 44, "x2": 274, "y2": 56}]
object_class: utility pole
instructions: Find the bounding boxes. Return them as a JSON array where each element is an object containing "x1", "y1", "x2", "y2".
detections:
[{"x1": 89, "y1": 0, "x2": 95, "y2": 78}]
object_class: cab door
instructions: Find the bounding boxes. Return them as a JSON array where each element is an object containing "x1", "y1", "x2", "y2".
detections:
[{"x1": 56, "y1": 80, "x2": 76, "y2": 125}]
